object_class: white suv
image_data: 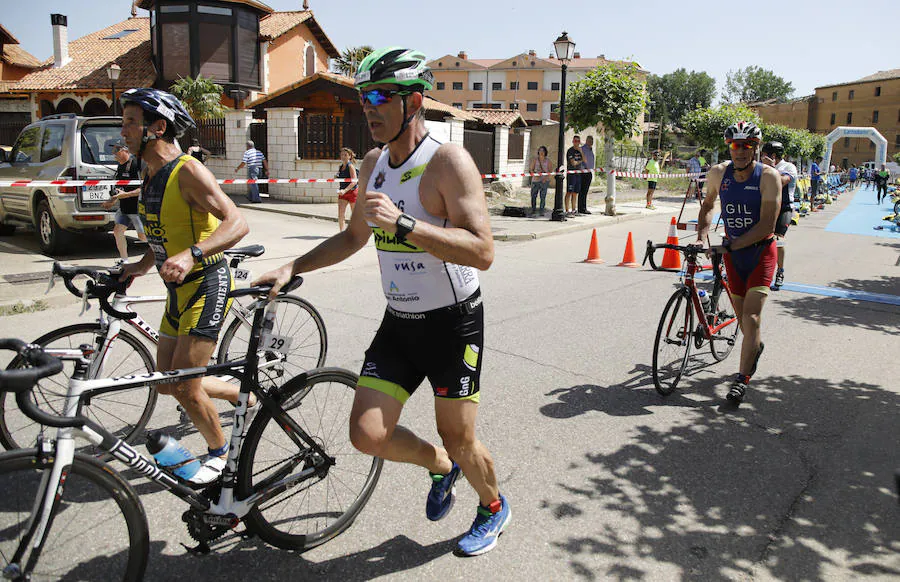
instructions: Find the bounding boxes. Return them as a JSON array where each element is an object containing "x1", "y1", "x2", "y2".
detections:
[{"x1": 0, "y1": 114, "x2": 123, "y2": 254}]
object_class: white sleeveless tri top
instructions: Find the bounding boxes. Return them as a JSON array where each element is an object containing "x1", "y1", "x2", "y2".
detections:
[{"x1": 367, "y1": 134, "x2": 480, "y2": 313}]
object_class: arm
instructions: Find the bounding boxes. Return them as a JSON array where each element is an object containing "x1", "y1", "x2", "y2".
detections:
[
  {"x1": 697, "y1": 164, "x2": 723, "y2": 243},
  {"x1": 119, "y1": 248, "x2": 155, "y2": 281},
  {"x1": 729, "y1": 167, "x2": 781, "y2": 250},
  {"x1": 262, "y1": 159, "x2": 269, "y2": 175},
  {"x1": 157, "y1": 160, "x2": 249, "y2": 284},
  {"x1": 235, "y1": 160, "x2": 246, "y2": 172},
  {"x1": 253, "y1": 149, "x2": 379, "y2": 298},
  {"x1": 368, "y1": 143, "x2": 494, "y2": 270}
]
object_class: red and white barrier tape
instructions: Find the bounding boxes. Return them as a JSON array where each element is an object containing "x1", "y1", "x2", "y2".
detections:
[{"x1": 0, "y1": 170, "x2": 701, "y2": 188}]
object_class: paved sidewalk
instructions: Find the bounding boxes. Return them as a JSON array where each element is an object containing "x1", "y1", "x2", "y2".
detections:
[{"x1": 226, "y1": 193, "x2": 689, "y2": 241}]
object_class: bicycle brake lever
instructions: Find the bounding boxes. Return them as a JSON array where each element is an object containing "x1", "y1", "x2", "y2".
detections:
[
  {"x1": 80, "y1": 282, "x2": 92, "y2": 315},
  {"x1": 45, "y1": 271, "x2": 55, "y2": 294}
]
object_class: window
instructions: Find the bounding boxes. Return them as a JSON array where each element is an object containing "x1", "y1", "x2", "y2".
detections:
[
  {"x1": 11, "y1": 126, "x2": 41, "y2": 163},
  {"x1": 102, "y1": 29, "x2": 138, "y2": 40},
  {"x1": 875, "y1": 86, "x2": 881, "y2": 96},
  {"x1": 161, "y1": 23, "x2": 190, "y2": 79},
  {"x1": 492, "y1": 82, "x2": 502, "y2": 91},
  {"x1": 830, "y1": 113, "x2": 836, "y2": 125},
  {"x1": 550, "y1": 103, "x2": 559, "y2": 113},
  {"x1": 848, "y1": 90, "x2": 854, "y2": 100},
  {"x1": 236, "y1": 10, "x2": 258, "y2": 86},
  {"x1": 872, "y1": 110, "x2": 879, "y2": 123},
  {"x1": 527, "y1": 81, "x2": 538, "y2": 90},
  {"x1": 452, "y1": 82, "x2": 463, "y2": 90},
  {"x1": 473, "y1": 82, "x2": 483, "y2": 90},
  {"x1": 509, "y1": 82, "x2": 519, "y2": 90},
  {"x1": 844, "y1": 137, "x2": 850, "y2": 147},
  {"x1": 526, "y1": 103, "x2": 537, "y2": 112},
  {"x1": 452, "y1": 103, "x2": 463, "y2": 109},
  {"x1": 847, "y1": 112, "x2": 853, "y2": 124},
  {"x1": 198, "y1": 22, "x2": 231, "y2": 80},
  {"x1": 40, "y1": 125, "x2": 65, "y2": 162},
  {"x1": 491, "y1": 103, "x2": 501, "y2": 109},
  {"x1": 551, "y1": 82, "x2": 560, "y2": 91},
  {"x1": 159, "y1": 4, "x2": 189, "y2": 12},
  {"x1": 198, "y1": 5, "x2": 232, "y2": 15},
  {"x1": 436, "y1": 82, "x2": 445, "y2": 90},
  {"x1": 304, "y1": 45, "x2": 315, "y2": 76},
  {"x1": 832, "y1": 91, "x2": 837, "y2": 101},
  {"x1": 842, "y1": 157, "x2": 848, "y2": 167},
  {"x1": 870, "y1": 141, "x2": 875, "y2": 149},
  {"x1": 896, "y1": 135, "x2": 900, "y2": 148}
]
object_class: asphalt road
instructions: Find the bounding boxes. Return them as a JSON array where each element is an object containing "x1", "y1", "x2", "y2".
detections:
[{"x1": 0, "y1": 193, "x2": 897, "y2": 581}]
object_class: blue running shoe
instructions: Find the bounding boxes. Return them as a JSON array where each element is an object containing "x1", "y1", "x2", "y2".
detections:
[
  {"x1": 426, "y1": 462, "x2": 460, "y2": 521},
  {"x1": 456, "y1": 495, "x2": 511, "y2": 556}
]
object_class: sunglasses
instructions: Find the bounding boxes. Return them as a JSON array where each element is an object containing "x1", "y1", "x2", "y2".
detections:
[
  {"x1": 728, "y1": 141, "x2": 757, "y2": 151},
  {"x1": 358, "y1": 88, "x2": 413, "y2": 107}
]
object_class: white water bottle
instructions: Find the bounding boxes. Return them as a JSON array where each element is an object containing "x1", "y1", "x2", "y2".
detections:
[
  {"x1": 698, "y1": 289, "x2": 711, "y2": 314},
  {"x1": 146, "y1": 431, "x2": 200, "y2": 480}
]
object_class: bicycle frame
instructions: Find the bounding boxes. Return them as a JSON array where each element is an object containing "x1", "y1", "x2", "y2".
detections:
[
  {"x1": 15, "y1": 301, "x2": 333, "y2": 561},
  {"x1": 87, "y1": 293, "x2": 164, "y2": 378},
  {"x1": 680, "y1": 253, "x2": 738, "y2": 340}
]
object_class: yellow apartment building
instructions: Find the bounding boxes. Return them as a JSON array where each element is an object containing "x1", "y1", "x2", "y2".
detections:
[
  {"x1": 752, "y1": 69, "x2": 900, "y2": 168},
  {"x1": 428, "y1": 50, "x2": 647, "y2": 132}
]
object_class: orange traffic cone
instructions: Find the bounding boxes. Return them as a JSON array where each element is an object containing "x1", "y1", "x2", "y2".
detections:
[
  {"x1": 617, "y1": 232, "x2": 640, "y2": 267},
  {"x1": 584, "y1": 229, "x2": 605, "y2": 264},
  {"x1": 661, "y1": 217, "x2": 682, "y2": 270}
]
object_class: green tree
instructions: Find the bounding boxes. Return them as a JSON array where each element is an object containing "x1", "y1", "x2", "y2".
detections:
[
  {"x1": 724, "y1": 66, "x2": 794, "y2": 103},
  {"x1": 682, "y1": 103, "x2": 761, "y2": 161},
  {"x1": 334, "y1": 45, "x2": 374, "y2": 77},
  {"x1": 893, "y1": 151, "x2": 900, "y2": 165},
  {"x1": 646, "y1": 68, "x2": 716, "y2": 126},
  {"x1": 169, "y1": 75, "x2": 227, "y2": 120},
  {"x1": 566, "y1": 61, "x2": 647, "y2": 215}
]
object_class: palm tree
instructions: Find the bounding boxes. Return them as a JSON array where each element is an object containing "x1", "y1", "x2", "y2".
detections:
[
  {"x1": 333, "y1": 45, "x2": 373, "y2": 78},
  {"x1": 169, "y1": 75, "x2": 228, "y2": 120}
]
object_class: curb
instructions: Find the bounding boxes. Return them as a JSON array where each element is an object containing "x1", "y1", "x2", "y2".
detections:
[{"x1": 235, "y1": 202, "x2": 340, "y2": 223}]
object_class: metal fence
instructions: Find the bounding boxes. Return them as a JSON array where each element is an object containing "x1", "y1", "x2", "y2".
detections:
[
  {"x1": 182, "y1": 118, "x2": 226, "y2": 156},
  {"x1": 0, "y1": 117, "x2": 30, "y2": 148},
  {"x1": 297, "y1": 115, "x2": 376, "y2": 160}
]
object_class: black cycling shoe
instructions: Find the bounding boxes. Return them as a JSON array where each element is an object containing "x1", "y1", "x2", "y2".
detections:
[{"x1": 726, "y1": 374, "x2": 748, "y2": 405}]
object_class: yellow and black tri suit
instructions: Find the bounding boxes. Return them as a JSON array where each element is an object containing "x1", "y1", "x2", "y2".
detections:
[{"x1": 139, "y1": 154, "x2": 233, "y2": 340}]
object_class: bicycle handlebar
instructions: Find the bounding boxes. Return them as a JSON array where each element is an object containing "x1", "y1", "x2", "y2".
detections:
[
  {"x1": 0, "y1": 339, "x2": 64, "y2": 394},
  {"x1": 52, "y1": 262, "x2": 136, "y2": 320}
]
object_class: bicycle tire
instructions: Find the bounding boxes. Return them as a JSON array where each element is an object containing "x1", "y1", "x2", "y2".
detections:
[
  {"x1": 218, "y1": 295, "x2": 327, "y2": 389},
  {"x1": 238, "y1": 368, "x2": 382, "y2": 551},
  {"x1": 0, "y1": 323, "x2": 157, "y2": 454},
  {"x1": 0, "y1": 448, "x2": 148, "y2": 581},
  {"x1": 652, "y1": 288, "x2": 694, "y2": 396},
  {"x1": 708, "y1": 289, "x2": 741, "y2": 362}
]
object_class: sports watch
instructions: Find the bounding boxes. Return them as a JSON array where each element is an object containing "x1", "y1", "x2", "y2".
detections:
[
  {"x1": 395, "y1": 213, "x2": 416, "y2": 242},
  {"x1": 189, "y1": 245, "x2": 204, "y2": 263}
]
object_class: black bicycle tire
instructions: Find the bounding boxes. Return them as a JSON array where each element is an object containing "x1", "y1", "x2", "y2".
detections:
[
  {"x1": 237, "y1": 368, "x2": 382, "y2": 551},
  {"x1": 217, "y1": 295, "x2": 328, "y2": 386},
  {"x1": 652, "y1": 288, "x2": 693, "y2": 396},
  {"x1": 0, "y1": 323, "x2": 157, "y2": 453},
  {"x1": 0, "y1": 448, "x2": 148, "y2": 581},
  {"x1": 708, "y1": 289, "x2": 741, "y2": 362}
]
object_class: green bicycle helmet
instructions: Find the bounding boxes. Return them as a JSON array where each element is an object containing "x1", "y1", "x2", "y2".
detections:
[{"x1": 354, "y1": 47, "x2": 434, "y2": 91}]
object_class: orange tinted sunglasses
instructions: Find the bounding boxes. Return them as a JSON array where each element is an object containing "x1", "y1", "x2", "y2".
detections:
[{"x1": 728, "y1": 141, "x2": 756, "y2": 151}]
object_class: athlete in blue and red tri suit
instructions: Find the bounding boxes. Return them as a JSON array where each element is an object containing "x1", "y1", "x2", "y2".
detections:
[{"x1": 697, "y1": 121, "x2": 783, "y2": 405}]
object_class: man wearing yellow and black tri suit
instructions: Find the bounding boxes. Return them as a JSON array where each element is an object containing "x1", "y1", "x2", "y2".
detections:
[{"x1": 118, "y1": 88, "x2": 250, "y2": 486}]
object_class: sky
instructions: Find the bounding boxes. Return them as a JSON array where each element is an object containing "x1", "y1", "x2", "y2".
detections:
[{"x1": 4, "y1": 0, "x2": 900, "y2": 101}]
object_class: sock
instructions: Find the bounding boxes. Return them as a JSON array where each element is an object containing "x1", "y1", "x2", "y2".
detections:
[{"x1": 208, "y1": 443, "x2": 228, "y2": 457}]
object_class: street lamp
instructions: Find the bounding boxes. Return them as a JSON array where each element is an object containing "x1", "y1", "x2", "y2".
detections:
[
  {"x1": 107, "y1": 63, "x2": 121, "y2": 116},
  {"x1": 551, "y1": 31, "x2": 575, "y2": 222}
]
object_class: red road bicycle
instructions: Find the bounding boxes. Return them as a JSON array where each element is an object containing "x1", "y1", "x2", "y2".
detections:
[{"x1": 649, "y1": 243, "x2": 741, "y2": 395}]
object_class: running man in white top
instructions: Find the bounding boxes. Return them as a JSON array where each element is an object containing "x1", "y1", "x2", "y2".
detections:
[{"x1": 253, "y1": 47, "x2": 509, "y2": 557}]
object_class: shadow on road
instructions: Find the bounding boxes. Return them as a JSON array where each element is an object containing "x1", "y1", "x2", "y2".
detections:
[
  {"x1": 779, "y1": 274, "x2": 900, "y2": 335},
  {"x1": 539, "y1": 373, "x2": 900, "y2": 580}
]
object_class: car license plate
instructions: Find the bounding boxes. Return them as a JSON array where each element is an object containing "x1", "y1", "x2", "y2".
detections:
[{"x1": 82, "y1": 185, "x2": 111, "y2": 202}]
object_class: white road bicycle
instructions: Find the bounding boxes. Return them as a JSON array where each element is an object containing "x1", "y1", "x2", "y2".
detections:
[
  {"x1": 0, "y1": 280, "x2": 380, "y2": 580},
  {"x1": 0, "y1": 245, "x2": 327, "y2": 454}
]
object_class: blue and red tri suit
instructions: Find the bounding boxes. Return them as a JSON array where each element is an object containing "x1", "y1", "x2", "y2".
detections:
[{"x1": 718, "y1": 161, "x2": 777, "y2": 296}]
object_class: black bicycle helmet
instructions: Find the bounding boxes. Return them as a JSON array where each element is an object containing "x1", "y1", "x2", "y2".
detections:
[
  {"x1": 120, "y1": 88, "x2": 196, "y2": 138},
  {"x1": 762, "y1": 141, "x2": 784, "y2": 156},
  {"x1": 724, "y1": 121, "x2": 762, "y2": 144}
]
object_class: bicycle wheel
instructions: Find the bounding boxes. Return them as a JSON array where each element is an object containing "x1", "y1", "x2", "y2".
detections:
[
  {"x1": 0, "y1": 324, "x2": 157, "y2": 454},
  {"x1": 709, "y1": 289, "x2": 741, "y2": 362},
  {"x1": 0, "y1": 448, "x2": 148, "y2": 581},
  {"x1": 218, "y1": 295, "x2": 327, "y2": 389},
  {"x1": 238, "y1": 368, "x2": 382, "y2": 551},
  {"x1": 652, "y1": 288, "x2": 694, "y2": 396}
]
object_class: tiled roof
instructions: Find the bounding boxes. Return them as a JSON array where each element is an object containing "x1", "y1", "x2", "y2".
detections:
[
  {"x1": 12, "y1": 17, "x2": 155, "y2": 91},
  {"x1": 817, "y1": 68, "x2": 900, "y2": 89},
  {"x1": 136, "y1": 0, "x2": 273, "y2": 14},
  {"x1": 2, "y1": 43, "x2": 42, "y2": 69},
  {"x1": 423, "y1": 98, "x2": 480, "y2": 121},
  {"x1": 0, "y1": 23, "x2": 19, "y2": 45},
  {"x1": 260, "y1": 10, "x2": 311, "y2": 40},
  {"x1": 467, "y1": 108, "x2": 527, "y2": 127},
  {"x1": 469, "y1": 59, "x2": 502, "y2": 68}
]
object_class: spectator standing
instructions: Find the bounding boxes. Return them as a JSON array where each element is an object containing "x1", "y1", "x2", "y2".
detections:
[
  {"x1": 565, "y1": 135, "x2": 583, "y2": 216},
  {"x1": 848, "y1": 165, "x2": 858, "y2": 188},
  {"x1": 235, "y1": 140, "x2": 269, "y2": 203},
  {"x1": 577, "y1": 136, "x2": 594, "y2": 214},
  {"x1": 336, "y1": 147, "x2": 358, "y2": 230},
  {"x1": 101, "y1": 141, "x2": 147, "y2": 260},
  {"x1": 644, "y1": 151, "x2": 661, "y2": 210},
  {"x1": 529, "y1": 145, "x2": 551, "y2": 215},
  {"x1": 808, "y1": 156, "x2": 823, "y2": 210},
  {"x1": 186, "y1": 138, "x2": 210, "y2": 164},
  {"x1": 688, "y1": 152, "x2": 702, "y2": 201}
]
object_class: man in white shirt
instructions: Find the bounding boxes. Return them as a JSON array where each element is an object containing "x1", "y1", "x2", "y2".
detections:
[{"x1": 762, "y1": 141, "x2": 797, "y2": 290}]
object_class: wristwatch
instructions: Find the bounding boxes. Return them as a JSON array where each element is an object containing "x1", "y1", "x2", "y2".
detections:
[
  {"x1": 722, "y1": 239, "x2": 732, "y2": 253},
  {"x1": 395, "y1": 213, "x2": 416, "y2": 242},
  {"x1": 189, "y1": 245, "x2": 204, "y2": 263}
]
